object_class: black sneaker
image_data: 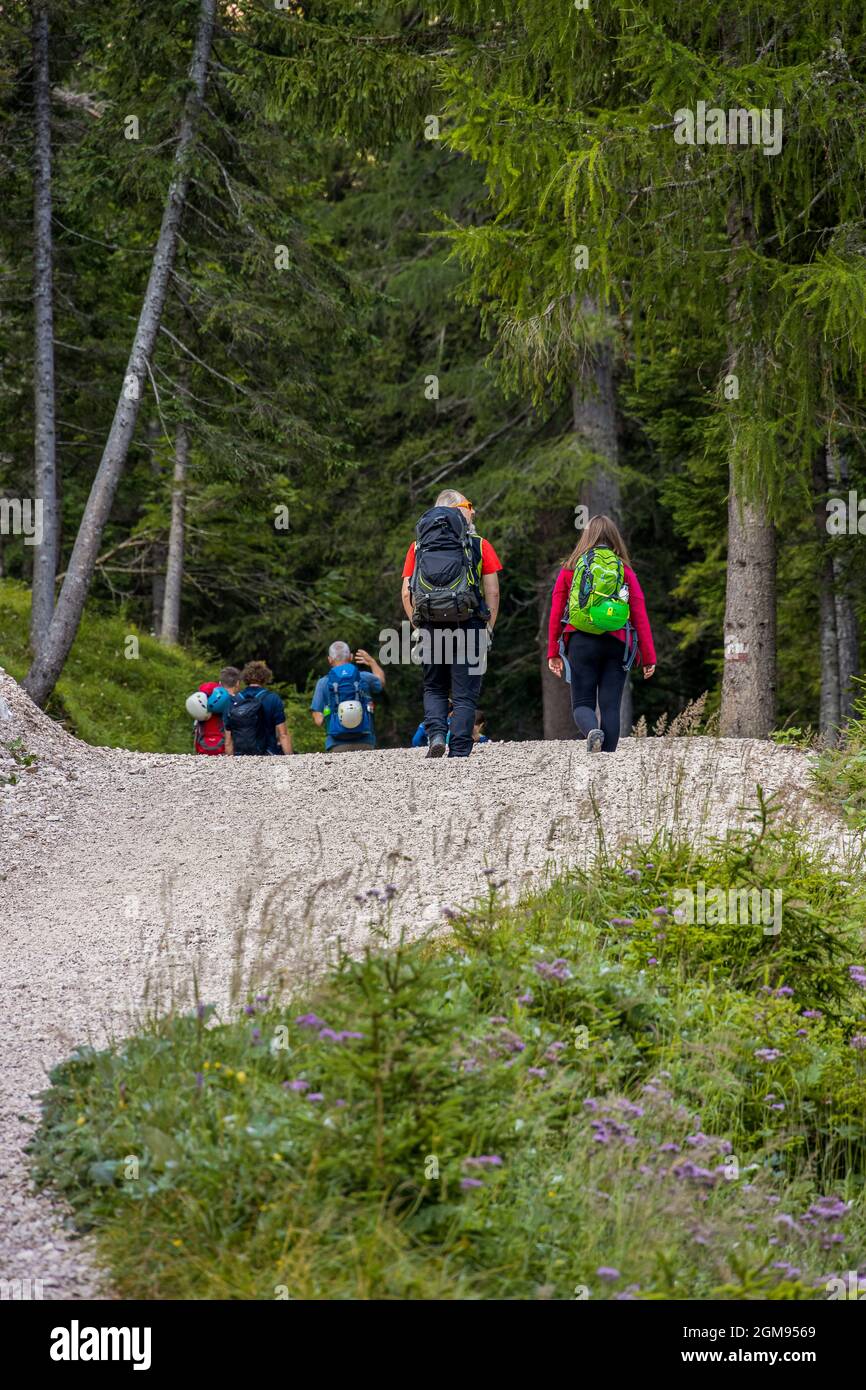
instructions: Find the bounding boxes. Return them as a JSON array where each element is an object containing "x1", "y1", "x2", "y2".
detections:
[
  {"x1": 426, "y1": 734, "x2": 447, "y2": 759},
  {"x1": 586, "y1": 728, "x2": 605, "y2": 753}
]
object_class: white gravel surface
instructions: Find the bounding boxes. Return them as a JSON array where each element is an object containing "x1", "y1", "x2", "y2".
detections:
[{"x1": 0, "y1": 667, "x2": 849, "y2": 1299}]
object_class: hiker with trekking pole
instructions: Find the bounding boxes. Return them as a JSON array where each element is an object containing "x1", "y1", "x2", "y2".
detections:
[
  {"x1": 547, "y1": 514, "x2": 656, "y2": 752},
  {"x1": 402, "y1": 489, "x2": 502, "y2": 759}
]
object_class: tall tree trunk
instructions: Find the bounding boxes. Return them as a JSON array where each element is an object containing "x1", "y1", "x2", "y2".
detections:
[
  {"x1": 147, "y1": 420, "x2": 166, "y2": 636},
  {"x1": 573, "y1": 297, "x2": 621, "y2": 518},
  {"x1": 826, "y1": 448, "x2": 859, "y2": 723},
  {"x1": 721, "y1": 491, "x2": 776, "y2": 737},
  {"x1": 30, "y1": 0, "x2": 58, "y2": 653},
  {"x1": 834, "y1": 581, "x2": 859, "y2": 724},
  {"x1": 620, "y1": 677, "x2": 633, "y2": 737},
  {"x1": 160, "y1": 419, "x2": 188, "y2": 645},
  {"x1": 23, "y1": 0, "x2": 217, "y2": 707},
  {"x1": 812, "y1": 446, "x2": 840, "y2": 741},
  {"x1": 720, "y1": 201, "x2": 777, "y2": 738}
]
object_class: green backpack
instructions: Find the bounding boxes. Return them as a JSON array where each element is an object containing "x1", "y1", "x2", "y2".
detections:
[{"x1": 566, "y1": 546, "x2": 630, "y2": 634}]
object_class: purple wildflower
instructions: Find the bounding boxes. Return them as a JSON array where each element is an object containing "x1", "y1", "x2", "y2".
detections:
[
  {"x1": 754, "y1": 1048, "x2": 782, "y2": 1063},
  {"x1": 616, "y1": 1100, "x2": 644, "y2": 1118},
  {"x1": 463, "y1": 1155, "x2": 503, "y2": 1168},
  {"x1": 533, "y1": 959, "x2": 572, "y2": 981},
  {"x1": 850, "y1": 1035, "x2": 866, "y2": 1050},
  {"x1": 806, "y1": 1196, "x2": 848, "y2": 1221},
  {"x1": 284, "y1": 1079, "x2": 310, "y2": 1092},
  {"x1": 672, "y1": 1161, "x2": 717, "y2": 1187},
  {"x1": 460, "y1": 1177, "x2": 483, "y2": 1190},
  {"x1": 517, "y1": 990, "x2": 534, "y2": 1006},
  {"x1": 802, "y1": 1009, "x2": 823, "y2": 1019},
  {"x1": 295, "y1": 1012, "x2": 326, "y2": 1029},
  {"x1": 527, "y1": 1066, "x2": 547, "y2": 1079},
  {"x1": 609, "y1": 917, "x2": 635, "y2": 927},
  {"x1": 194, "y1": 1071, "x2": 204, "y2": 1089},
  {"x1": 306, "y1": 1092, "x2": 325, "y2": 1103},
  {"x1": 596, "y1": 1266, "x2": 620, "y2": 1282}
]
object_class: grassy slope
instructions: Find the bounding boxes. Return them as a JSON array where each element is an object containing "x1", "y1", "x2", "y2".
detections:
[
  {"x1": 32, "y1": 812, "x2": 866, "y2": 1300},
  {"x1": 0, "y1": 578, "x2": 319, "y2": 753}
]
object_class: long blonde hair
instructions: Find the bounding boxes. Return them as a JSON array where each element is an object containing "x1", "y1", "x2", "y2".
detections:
[{"x1": 565, "y1": 514, "x2": 631, "y2": 569}]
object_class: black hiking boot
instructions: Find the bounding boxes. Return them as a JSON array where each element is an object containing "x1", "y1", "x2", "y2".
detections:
[{"x1": 426, "y1": 734, "x2": 447, "y2": 759}]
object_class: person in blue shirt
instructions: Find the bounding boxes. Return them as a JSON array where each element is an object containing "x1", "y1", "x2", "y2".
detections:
[
  {"x1": 225, "y1": 661, "x2": 293, "y2": 756},
  {"x1": 413, "y1": 706, "x2": 489, "y2": 747},
  {"x1": 310, "y1": 641, "x2": 386, "y2": 752}
]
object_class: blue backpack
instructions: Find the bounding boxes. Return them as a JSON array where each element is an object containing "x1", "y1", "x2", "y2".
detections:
[{"x1": 327, "y1": 662, "x2": 372, "y2": 742}]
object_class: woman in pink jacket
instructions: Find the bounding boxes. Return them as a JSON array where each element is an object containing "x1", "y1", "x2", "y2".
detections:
[{"x1": 547, "y1": 515, "x2": 656, "y2": 752}]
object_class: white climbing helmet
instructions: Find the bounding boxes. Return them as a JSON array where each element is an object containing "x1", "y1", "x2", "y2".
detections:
[
  {"x1": 337, "y1": 699, "x2": 363, "y2": 730},
  {"x1": 185, "y1": 691, "x2": 210, "y2": 721}
]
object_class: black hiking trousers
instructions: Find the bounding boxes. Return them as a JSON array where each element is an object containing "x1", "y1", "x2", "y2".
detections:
[
  {"x1": 420, "y1": 619, "x2": 485, "y2": 758},
  {"x1": 566, "y1": 629, "x2": 628, "y2": 752}
]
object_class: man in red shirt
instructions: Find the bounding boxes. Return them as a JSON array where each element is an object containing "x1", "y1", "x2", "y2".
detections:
[{"x1": 401, "y1": 489, "x2": 503, "y2": 758}]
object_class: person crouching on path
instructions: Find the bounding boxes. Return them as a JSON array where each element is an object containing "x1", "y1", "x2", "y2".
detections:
[
  {"x1": 402, "y1": 489, "x2": 502, "y2": 760},
  {"x1": 310, "y1": 641, "x2": 385, "y2": 752},
  {"x1": 546, "y1": 514, "x2": 655, "y2": 753}
]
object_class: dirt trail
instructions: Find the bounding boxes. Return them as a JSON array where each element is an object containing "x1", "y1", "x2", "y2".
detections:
[{"x1": 0, "y1": 669, "x2": 849, "y2": 1299}]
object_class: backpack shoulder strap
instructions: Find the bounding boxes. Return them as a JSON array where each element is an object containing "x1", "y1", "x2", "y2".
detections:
[{"x1": 578, "y1": 547, "x2": 595, "y2": 607}]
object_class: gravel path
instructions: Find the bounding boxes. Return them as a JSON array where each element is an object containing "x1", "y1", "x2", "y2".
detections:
[{"x1": 0, "y1": 668, "x2": 848, "y2": 1299}]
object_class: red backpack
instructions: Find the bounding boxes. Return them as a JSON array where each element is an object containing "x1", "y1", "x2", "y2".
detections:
[{"x1": 193, "y1": 681, "x2": 227, "y2": 756}]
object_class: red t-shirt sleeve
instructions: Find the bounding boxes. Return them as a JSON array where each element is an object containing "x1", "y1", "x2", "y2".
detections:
[
  {"x1": 401, "y1": 542, "x2": 416, "y2": 579},
  {"x1": 480, "y1": 538, "x2": 503, "y2": 574}
]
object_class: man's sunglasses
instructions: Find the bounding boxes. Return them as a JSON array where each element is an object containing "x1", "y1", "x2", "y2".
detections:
[{"x1": 456, "y1": 500, "x2": 474, "y2": 511}]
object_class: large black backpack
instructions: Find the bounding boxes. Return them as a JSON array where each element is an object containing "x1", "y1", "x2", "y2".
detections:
[
  {"x1": 409, "y1": 506, "x2": 483, "y2": 623},
  {"x1": 229, "y1": 688, "x2": 267, "y2": 755}
]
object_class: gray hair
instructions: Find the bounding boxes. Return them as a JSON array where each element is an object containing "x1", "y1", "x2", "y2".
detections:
[
  {"x1": 328, "y1": 640, "x2": 352, "y2": 663},
  {"x1": 435, "y1": 489, "x2": 466, "y2": 507}
]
